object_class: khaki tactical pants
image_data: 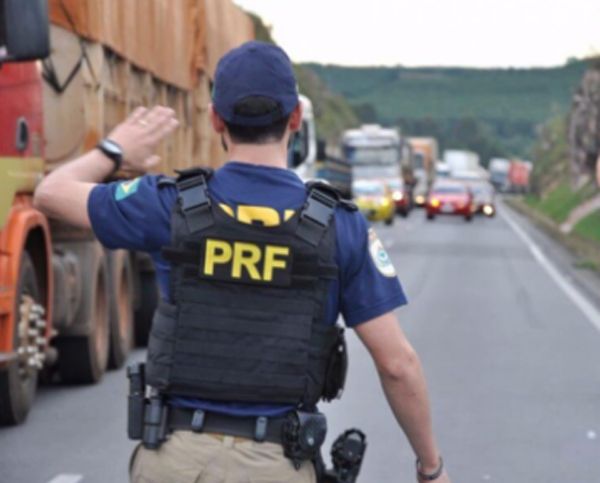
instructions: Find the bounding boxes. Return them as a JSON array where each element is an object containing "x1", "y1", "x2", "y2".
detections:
[{"x1": 130, "y1": 431, "x2": 316, "y2": 483}]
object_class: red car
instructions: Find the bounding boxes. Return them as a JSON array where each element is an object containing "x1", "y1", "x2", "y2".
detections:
[{"x1": 426, "y1": 182, "x2": 474, "y2": 221}]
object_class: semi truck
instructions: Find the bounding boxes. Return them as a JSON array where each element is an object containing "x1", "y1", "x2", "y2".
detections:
[
  {"x1": 489, "y1": 158, "x2": 531, "y2": 193},
  {"x1": 408, "y1": 137, "x2": 438, "y2": 206},
  {"x1": 444, "y1": 149, "x2": 481, "y2": 175},
  {"x1": 507, "y1": 160, "x2": 532, "y2": 193},
  {"x1": 0, "y1": 0, "x2": 254, "y2": 425},
  {"x1": 489, "y1": 158, "x2": 511, "y2": 191},
  {"x1": 342, "y1": 125, "x2": 415, "y2": 212}
]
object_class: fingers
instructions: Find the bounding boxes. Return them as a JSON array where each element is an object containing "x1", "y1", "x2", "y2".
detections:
[
  {"x1": 128, "y1": 106, "x2": 149, "y2": 125},
  {"x1": 154, "y1": 118, "x2": 180, "y2": 141},
  {"x1": 143, "y1": 155, "x2": 161, "y2": 169},
  {"x1": 144, "y1": 106, "x2": 176, "y2": 131}
]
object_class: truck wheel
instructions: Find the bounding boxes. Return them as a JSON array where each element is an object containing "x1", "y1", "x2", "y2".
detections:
[
  {"x1": 427, "y1": 213, "x2": 435, "y2": 221},
  {"x1": 134, "y1": 270, "x2": 158, "y2": 347},
  {"x1": 56, "y1": 245, "x2": 110, "y2": 383},
  {"x1": 385, "y1": 215, "x2": 394, "y2": 226},
  {"x1": 0, "y1": 252, "x2": 43, "y2": 425},
  {"x1": 108, "y1": 250, "x2": 134, "y2": 369},
  {"x1": 465, "y1": 214, "x2": 473, "y2": 222}
]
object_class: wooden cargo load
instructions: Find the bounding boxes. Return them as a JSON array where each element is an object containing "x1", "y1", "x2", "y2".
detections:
[{"x1": 44, "y1": 0, "x2": 254, "y2": 172}]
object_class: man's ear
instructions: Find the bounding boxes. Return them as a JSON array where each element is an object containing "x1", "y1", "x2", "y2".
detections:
[
  {"x1": 288, "y1": 102, "x2": 303, "y2": 133},
  {"x1": 210, "y1": 104, "x2": 226, "y2": 134}
]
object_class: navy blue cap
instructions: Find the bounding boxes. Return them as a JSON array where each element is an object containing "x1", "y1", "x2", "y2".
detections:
[{"x1": 212, "y1": 41, "x2": 299, "y2": 126}]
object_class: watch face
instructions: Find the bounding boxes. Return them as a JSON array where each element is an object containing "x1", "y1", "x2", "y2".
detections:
[{"x1": 102, "y1": 139, "x2": 123, "y2": 157}]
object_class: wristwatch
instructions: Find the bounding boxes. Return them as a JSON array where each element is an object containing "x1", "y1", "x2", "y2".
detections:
[{"x1": 96, "y1": 138, "x2": 124, "y2": 172}]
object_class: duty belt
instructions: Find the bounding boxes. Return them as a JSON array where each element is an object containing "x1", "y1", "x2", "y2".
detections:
[{"x1": 167, "y1": 406, "x2": 286, "y2": 444}]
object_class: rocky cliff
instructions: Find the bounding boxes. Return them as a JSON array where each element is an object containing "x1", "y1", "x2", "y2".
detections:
[{"x1": 569, "y1": 59, "x2": 600, "y2": 186}]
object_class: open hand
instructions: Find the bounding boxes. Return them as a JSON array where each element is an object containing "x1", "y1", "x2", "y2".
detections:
[{"x1": 107, "y1": 106, "x2": 179, "y2": 172}]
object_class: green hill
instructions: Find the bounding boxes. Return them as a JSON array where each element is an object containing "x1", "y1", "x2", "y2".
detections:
[{"x1": 303, "y1": 62, "x2": 588, "y2": 160}]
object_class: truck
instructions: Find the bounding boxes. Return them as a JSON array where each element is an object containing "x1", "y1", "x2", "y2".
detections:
[
  {"x1": 342, "y1": 125, "x2": 415, "y2": 213},
  {"x1": 0, "y1": 0, "x2": 254, "y2": 425},
  {"x1": 489, "y1": 158, "x2": 511, "y2": 191},
  {"x1": 287, "y1": 95, "x2": 352, "y2": 197},
  {"x1": 507, "y1": 160, "x2": 532, "y2": 193},
  {"x1": 489, "y1": 158, "x2": 531, "y2": 193},
  {"x1": 408, "y1": 137, "x2": 438, "y2": 206},
  {"x1": 444, "y1": 149, "x2": 481, "y2": 175}
]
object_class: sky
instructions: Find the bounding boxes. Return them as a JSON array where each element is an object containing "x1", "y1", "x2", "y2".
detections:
[{"x1": 234, "y1": 0, "x2": 600, "y2": 68}]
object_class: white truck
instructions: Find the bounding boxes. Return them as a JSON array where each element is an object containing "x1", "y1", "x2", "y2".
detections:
[
  {"x1": 488, "y1": 158, "x2": 511, "y2": 191},
  {"x1": 444, "y1": 150, "x2": 480, "y2": 175}
]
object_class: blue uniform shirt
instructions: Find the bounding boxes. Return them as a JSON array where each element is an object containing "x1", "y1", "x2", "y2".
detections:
[{"x1": 88, "y1": 162, "x2": 407, "y2": 416}]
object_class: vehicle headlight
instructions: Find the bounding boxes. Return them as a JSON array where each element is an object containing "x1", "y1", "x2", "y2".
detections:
[
  {"x1": 392, "y1": 191, "x2": 403, "y2": 201},
  {"x1": 483, "y1": 205, "x2": 494, "y2": 216},
  {"x1": 415, "y1": 195, "x2": 425, "y2": 204},
  {"x1": 430, "y1": 198, "x2": 440, "y2": 208}
]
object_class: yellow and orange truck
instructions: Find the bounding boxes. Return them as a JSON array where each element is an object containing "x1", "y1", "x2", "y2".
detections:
[
  {"x1": 408, "y1": 137, "x2": 438, "y2": 206},
  {"x1": 0, "y1": 0, "x2": 254, "y2": 425}
]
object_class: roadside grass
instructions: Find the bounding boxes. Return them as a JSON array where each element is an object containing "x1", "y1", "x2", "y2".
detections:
[
  {"x1": 525, "y1": 182, "x2": 597, "y2": 223},
  {"x1": 573, "y1": 209, "x2": 600, "y2": 244}
]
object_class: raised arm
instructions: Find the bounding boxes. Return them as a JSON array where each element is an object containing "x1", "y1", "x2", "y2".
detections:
[
  {"x1": 355, "y1": 311, "x2": 450, "y2": 483},
  {"x1": 33, "y1": 106, "x2": 178, "y2": 228}
]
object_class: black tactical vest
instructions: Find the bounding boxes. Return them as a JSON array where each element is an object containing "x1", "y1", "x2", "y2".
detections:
[{"x1": 146, "y1": 168, "x2": 351, "y2": 408}]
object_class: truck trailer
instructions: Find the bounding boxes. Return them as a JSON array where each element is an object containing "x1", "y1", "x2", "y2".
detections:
[
  {"x1": 408, "y1": 137, "x2": 438, "y2": 206},
  {"x1": 0, "y1": 0, "x2": 254, "y2": 425}
]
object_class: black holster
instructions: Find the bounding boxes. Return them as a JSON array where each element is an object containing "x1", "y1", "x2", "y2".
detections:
[{"x1": 127, "y1": 363, "x2": 168, "y2": 449}]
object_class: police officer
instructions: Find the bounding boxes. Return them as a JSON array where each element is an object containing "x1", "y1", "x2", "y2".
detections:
[{"x1": 34, "y1": 41, "x2": 450, "y2": 483}]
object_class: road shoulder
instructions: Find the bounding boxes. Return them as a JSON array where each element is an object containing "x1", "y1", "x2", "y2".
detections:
[{"x1": 502, "y1": 199, "x2": 600, "y2": 315}]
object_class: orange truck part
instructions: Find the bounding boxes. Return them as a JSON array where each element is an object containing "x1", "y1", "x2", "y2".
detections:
[{"x1": 0, "y1": 195, "x2": 53, "y2": 365}]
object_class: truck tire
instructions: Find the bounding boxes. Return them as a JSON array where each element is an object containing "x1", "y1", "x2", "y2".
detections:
[
  {"x1": 108, "y1": 250, "x2": 134, "y2": 369},
  {"x1": 55, "y1": 244, "x2": 110, "y2": 384},
  {"x1": 0, "y1": 252, "x2": 41, "y2": 425},
  {"x1": 134, "y1": 270, "x2": 158, "y2": 347}
]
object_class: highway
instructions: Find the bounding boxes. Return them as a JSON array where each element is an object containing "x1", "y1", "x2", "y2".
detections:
[{"x1": 2, "y1": 202, "x2": 600, "y2": 483}]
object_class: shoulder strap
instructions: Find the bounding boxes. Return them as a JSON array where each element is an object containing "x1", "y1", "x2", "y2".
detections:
[
  {"x1": 157, "y1": 176, "x2": 176, "y2": 188},
  {"x1": 296, "y1": 182, "x2": 339, "y2": 246},
  {"x1": 174, "y1": 167, "x2": 214, "y2": 234}
]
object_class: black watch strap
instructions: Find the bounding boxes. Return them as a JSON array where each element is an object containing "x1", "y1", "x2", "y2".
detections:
[
  {"x1": 96, "y1": 139, "x2": 123, "y2": 172},
  {"x1": 416, "y1": 457, "x2": 443, "y2": 481}
]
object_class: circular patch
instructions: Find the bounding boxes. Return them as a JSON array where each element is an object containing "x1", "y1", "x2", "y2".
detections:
[{"x1": 368, "y1": 228, "x2": 396, "y2": 277}]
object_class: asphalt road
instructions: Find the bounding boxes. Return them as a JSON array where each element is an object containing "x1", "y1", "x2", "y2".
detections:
[{"x1": 2, "y1": 201, "x2": 600, "y2": 483}]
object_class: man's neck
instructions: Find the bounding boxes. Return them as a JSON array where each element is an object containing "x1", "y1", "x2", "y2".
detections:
[{"x1": 227, "y1": 142, "x2": 288, "y2": 169}]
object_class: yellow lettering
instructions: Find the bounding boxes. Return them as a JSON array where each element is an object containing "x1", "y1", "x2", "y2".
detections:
[
  {"x1": 204, "y1": 240, "x2": 232, "y2": 275},
  {"x1": 284, "y1": 210, "x2": 295, "y2": 222},
  {"x1": 237, "y1": 205, "x2": 281, "y2": 227},
  {"x1": 232, "y1": 243, "x2": 262, "y2": 280},
  {"x1": 263, "y1": 245, "x2": 290, "y2": 281},
  {"x1": 219, "y1": 203, "x2": 235, "y2": 217}
]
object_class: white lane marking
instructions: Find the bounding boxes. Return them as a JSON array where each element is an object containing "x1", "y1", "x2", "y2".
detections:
[
  {"x1": 500, "y1": 207, "x2": 600, "y2": 333},
  {"x1": 47, "y1": 475, "x2": 83, "y2": 483}
]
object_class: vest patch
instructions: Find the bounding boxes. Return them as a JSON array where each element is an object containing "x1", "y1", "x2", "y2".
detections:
[{"x1": 199, "y1": 238, "x2": 293, "y2": 286}]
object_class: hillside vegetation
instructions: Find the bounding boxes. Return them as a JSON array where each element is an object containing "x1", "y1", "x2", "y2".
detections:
[{"x1": 304, "y1": 62, "x2": 588, "y2": 161}]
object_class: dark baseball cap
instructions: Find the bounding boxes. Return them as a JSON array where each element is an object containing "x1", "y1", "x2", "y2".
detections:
[{"x1": 212, "y1": 41, "x2": 299, "y2": 127}]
